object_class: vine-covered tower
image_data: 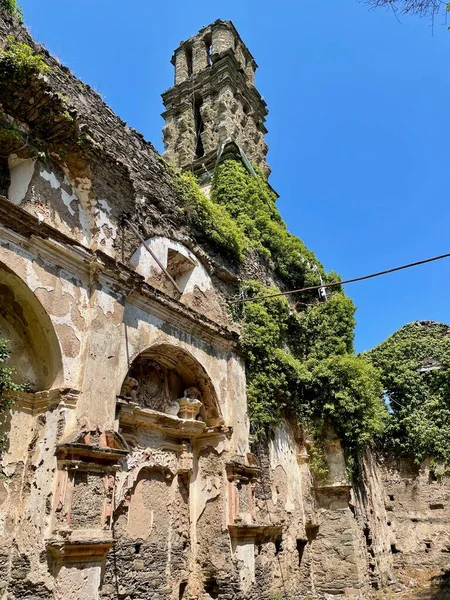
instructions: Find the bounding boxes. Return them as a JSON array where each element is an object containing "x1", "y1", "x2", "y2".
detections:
[{"x1": 161, "y1": 20, "x2": 270, "y2": 178}]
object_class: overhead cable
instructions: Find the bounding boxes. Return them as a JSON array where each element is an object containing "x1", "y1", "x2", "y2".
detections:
[{"x1": 230, "y1": 251, "x2": 450, "y2": 304}]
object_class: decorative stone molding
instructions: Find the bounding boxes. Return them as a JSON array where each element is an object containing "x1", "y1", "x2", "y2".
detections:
[
  {"x1": 228, "y1": 524, "x2": 283, "y2": 543},
  {"x1": 178, "y1": 397, "x2": 203, "y2": 420},
  {"x1": 10, "y1": 388, "x2": 79, "y2": 415},
  {"x1": 117, "y1": 398, "x2": 206, "y2": 439},
  {"x1": 47, "y1": 537, "x2": 113, "y2": 564},
  {"x1": 226, "y1": 460, "x2": 261, "y2": 484}
]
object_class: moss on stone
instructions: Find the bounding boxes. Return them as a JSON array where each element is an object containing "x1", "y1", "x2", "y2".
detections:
[{"x1": 0, "y1": 35, "x2": 50, "y2": 77}]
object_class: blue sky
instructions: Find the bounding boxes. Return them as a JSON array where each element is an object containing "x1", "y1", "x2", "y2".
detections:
[{"x1": 19, "y1": 0, "x2": 450, "y2": 352}]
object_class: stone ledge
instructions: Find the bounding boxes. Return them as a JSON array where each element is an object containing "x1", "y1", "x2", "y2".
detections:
[{"x1": 46, "y1": 537, "x2": 113, "y2": 563}]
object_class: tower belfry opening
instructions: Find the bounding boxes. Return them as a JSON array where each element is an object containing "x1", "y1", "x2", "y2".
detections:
[
  {"x1": 194, "y1": 94, "x2": 205, "y2": 158},
  {"x1": 162, "y1": 20, "x2": 270, "y2": 179}
]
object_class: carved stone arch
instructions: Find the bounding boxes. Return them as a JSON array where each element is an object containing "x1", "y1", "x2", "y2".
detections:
[
  {"x1": 119, "y1": 343, "x2": 222, "y2": 426},
  {"x1": 128, "y1": 236, "x2": 213, "y2": 295},
  {"x1": 0, "y1": 262, "x2": 64, "y2": 390}
]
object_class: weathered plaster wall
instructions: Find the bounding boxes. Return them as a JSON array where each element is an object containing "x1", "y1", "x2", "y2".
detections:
[{"x1": 378, "y1": 457, "x2": 450, "y2": 580}]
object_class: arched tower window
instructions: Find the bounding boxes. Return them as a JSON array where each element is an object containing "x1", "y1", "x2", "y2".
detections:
[
  {"x1": 185, "y1": 43, "x2": 193, "y2": 77},
  {"x1": 204, "y1": 33, "x2": 212, "y2": 66},
  {"x1": 194, "y1": 94, "x2": 205, "y2": 158}
]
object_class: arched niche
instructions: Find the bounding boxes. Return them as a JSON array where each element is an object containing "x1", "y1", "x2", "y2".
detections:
[
  {"x1": 129, "y1": 236, "x2": 213, "y2": 295},
  {"x1": 119, "y1": 344, "x2": 222, "y2": 426},
  {"x1": 0, "y1": 263, "x2": 64, "y2": 390}
]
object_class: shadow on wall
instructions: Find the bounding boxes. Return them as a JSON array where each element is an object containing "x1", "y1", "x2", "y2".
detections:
[{"x1": 0, "y1": 262, "x2": 64, "y2": 391}]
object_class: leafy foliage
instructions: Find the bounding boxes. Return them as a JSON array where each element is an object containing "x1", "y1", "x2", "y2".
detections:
[
  {"x1": 239, "y1": 281, "x2": 385, "y2": 465},
  {"x1": 288, "y1": 292, "x2": 356, "y2": 360},
  {"x1": 175, "y1": 159, "x2": 386, "y2": 470},
  {"x1": 0, "y1": 338, "x2": 28, "y2": 450},
  {"x1": 0, "y1": 35, "x2": 50, "y2": 77},
  {"x1": 211, "y1": 160, "x2": 324, "y2": 289},
  {"x1": 363, "y1": 321, "x2": 450, "y2": 463},
  {"x1": 0, "y1": 0, "x2": 23, "y2": 22},
  {"x1": 172, "y1": 171, "x2": 250, "y2": 261}
]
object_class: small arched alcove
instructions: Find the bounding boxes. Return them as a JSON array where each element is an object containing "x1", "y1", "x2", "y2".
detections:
[
  {"x1": 129, "y1": 236, "x2": 213, "y2": 296},
  {"x1": 119, "y1": 343, "x2": 222, "y2": 426},
  {"x1": 0, "y1": 263, "x2": 64, "y2": 391}
]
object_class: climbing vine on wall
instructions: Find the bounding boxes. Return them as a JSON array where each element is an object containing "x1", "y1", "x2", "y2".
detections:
[
  {"x1": 211, "y1": 160, "x2": 325, "y2": 289},
  {"x1": 174, "y1": 159, "x2": 391, "y2": 472},
  {"x1": 174, "y1": 158, "x2": 387, "y2": 471},
  {"x1": 237, "y1": 281, "x2": 385, "y2": 469},
  {"x1": 172, "y1": 171, "x2": 250, "y2": 261},
  {"x1": 363, "y1": 321, "x2": 450, "y2": 465}
]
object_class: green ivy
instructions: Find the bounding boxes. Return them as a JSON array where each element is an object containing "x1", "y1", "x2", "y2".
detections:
[
  {"x1": 0, "y1": 338, "x2": 25, "y2": 410},
  {"x1": 211, "y1": 160, "x2": 324, "y2": 289},
  {"x1": 363, "y1": 321, "x2": 450, "y2": 464},
  {"x1": 0, "y1": 35, "x2": 50, "y2": 77},
  {"x1": 239, "y1": 281, "x2": 385, "y2": 466},
  {"x1": 288, "y1": 292, "x2": 356, "y2": 360},
  {"x1": 173, "y1": 159, "x2": 386, "y2": 471},
  {"x1": 172, "y1": 171, "x2": 250, "y2": 261}
]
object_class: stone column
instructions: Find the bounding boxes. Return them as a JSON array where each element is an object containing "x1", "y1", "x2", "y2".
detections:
[
  {"x1": 193, "y1": 38, "x2": 207, "y2": 74},
  {"x1": 174, "y1": 48, "x2": 189, "y2": 85},
  {"x1": 212, "y1": 23, "x2": 235, "y2": 55}
]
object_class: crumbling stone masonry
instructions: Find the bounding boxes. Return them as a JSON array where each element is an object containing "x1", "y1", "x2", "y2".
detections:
[{"x1": 0, "y1": 13, "x2": 449, "y2": 600}]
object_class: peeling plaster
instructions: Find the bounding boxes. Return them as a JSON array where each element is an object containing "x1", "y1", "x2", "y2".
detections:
[
  {"x1": 40, "y1": 169, "x2": 61, "y2": 190},
  {"x1": 61, "y1": 188, "x2": 77, "y2": 216},
  {"x1": 8, "y1": 155, "x2": 36, "y2": 205}
]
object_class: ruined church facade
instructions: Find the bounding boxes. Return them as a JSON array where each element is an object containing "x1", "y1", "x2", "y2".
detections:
[{"x1": 0, "y1": 15, "x2": 449, "y2": 600}]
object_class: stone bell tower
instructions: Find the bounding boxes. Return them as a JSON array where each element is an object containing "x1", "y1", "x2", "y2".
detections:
[{"x1": 162, "y1": 20, "x2": 270, "y2": 177}]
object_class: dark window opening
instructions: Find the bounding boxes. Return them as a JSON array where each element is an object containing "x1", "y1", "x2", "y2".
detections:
[
  {"x1": 194, "y1": 94, "x2": 204, "y2": 159},
  {"x1": 179, "y1": 581, "x2": 187, "y2": 600},
  {"x1": 387, "y1": 521, "x2": 391, "y2": 526},
  {"x1": 305, "y1": 523, "x2": 319, "y2": 543},
  {"x1": 429, "y1": 471, "x2": 438, "y2": 483},
  {"x1": 0, "y1": 158, "x2": 10, "y2": 198},
  {"x1": 388, "y1": 494, "x2": 395, "y2": 502},
  {"x1": 363, "y1": 524, "x2": 372, "y2": 548},
  {"x1": 185, "y1": 44, "x2": 193, "y2": 77},
  {"x1": 204, "y1": 577, "x2": 219, "y2": 599},
  {"x1": 390, "y1": 544, "x2": 400, "y2": 554},
  {"x1": 274, "y1": 538, "x2": 282, "y2": 556},
  {"x1": 430, "y1": 503, "x2": 444, "y2": 510},
  {"x1": 425, "y1": 541, "x2": 432, "y2": 552},
  {"x1": 134, "y1": 543, "x2": 142, "y2": 554},
  {"x1": 204, "y1": 34, "x2": 212, "y2": 66},
  {"x1": 296, "y1": 539, "x2": 307, "y2": 566}
]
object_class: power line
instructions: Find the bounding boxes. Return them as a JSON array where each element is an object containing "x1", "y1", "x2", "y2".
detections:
[{"x1": 230, "y1": 251, "x2": 450, "y2": 304}]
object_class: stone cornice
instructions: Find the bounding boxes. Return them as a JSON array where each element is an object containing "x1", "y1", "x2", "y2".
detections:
[
  {"x1": 9, "y1": 388, "x2": 79, "y2": 416},
  {"x1": 46, "y1": 537, "x2": 113, "y2": 563}
]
